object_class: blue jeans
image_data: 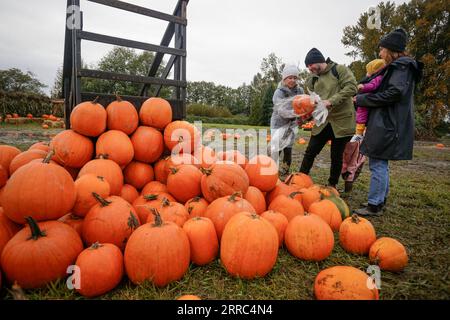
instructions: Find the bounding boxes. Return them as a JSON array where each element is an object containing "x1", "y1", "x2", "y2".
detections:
[{"x1": 368, "y1": 157, "x2": 389, "y2": 206}]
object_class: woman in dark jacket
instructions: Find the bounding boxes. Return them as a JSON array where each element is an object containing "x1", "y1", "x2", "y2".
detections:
[{"x1": 354, "y1": 28, "x2": 423, "y2": 216}]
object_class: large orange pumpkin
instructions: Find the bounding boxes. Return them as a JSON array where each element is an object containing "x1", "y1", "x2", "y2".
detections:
[
  {"x1": 185, "y1": 196, "x2": 209, "y2": 218},
  {"x1": 106, "y1": 96, "x2": 139, "y2": 135},
  {"x1": 182, "y1": 217, "x2": 218, "y2": 266},
  {"x1": 0, "y1": 207, "x2": 20, "y2": 258},
  {"x1": 123, "y1": 161, "x2": 154, "y2": 190},
  {"x1": 220, "y1": 212, "x2": 278, "y2": 279},
  {"x1": 139, "y1": 97, "x2": 173, "y2": 130},
  {"x1": 120, "y1": 184, "x2": 139, "y2": 204},
  {"x1": 245, "y1": 155, "x2": 278, "y2": 192},
  {"x1": 96, "y1": 130, "x2": 134, "y2": 167},
  {"x1": 204, "y1": 193, "x2": 256, "y2": 240},
  {"x1": 339, "y1": 214, "x2": 376, "y2": 255},
  {"x1": 244, "y1": 186, "x2": 267, "y2": 215},
  {"x1": 78, "y1": 156, "x2": 124, "y2": 196},
  {"x1": 308, "y1": 199, "x2": 342, "y2": 232},
  {"x1": 314, "y1": 266, "x2": 379, "y2": 300},
  {"x1": 0, "y1": 145, "x2": 21, "y2": 175},
  {"x1": 285, "y1": 172, "x2": 314, "y2": 189},
  {"x1": 153, "y1": 157, "x2": 169, "y2": 184},
  {"x1": 2, "y1": 153, "x2": 76, "y2": 224},
  {"x1": 0, "y1": 165, "x2": 8, "y2": 188},
  {"x1": 75, "y1": 242, "x2": 124, "y2": 298},
  {"x1": 164, "y1": 120, "x2": 201, "y2": 153},
  {"x1": 72, "y1": 174, "x2": 111, "y2": 217},
  {"x1": 124, "y1": 210, "x2": 190, "y2": 287},
  {"x1": 1, "y1": 217, "x2": 83, "y2": 289},
  {"x1": 70, "y1": 99, "x2": 107, "y2": 137},
  {"x1": 167, "y1": 164, "x2": 202, "y2": 203},
  {"x1": 266, "y1": 181, "x2": 299, "y2": 205},
  {"x1": 82, "y1": 194, "x2": 140, "y2": 251},
  {"x1": 292, "y1": 94, "x2": 314, "y2": 116},
  {"x1": 28, "y1": 142, "x2": 50, "y2": 153},
  {"x1": 50, "y1": 130, "x2": 94, "y2": 168},
  {"x1": 200, "y1": 161, "x2": 249, "y2": 203},
  {"x1": 9, "y1": 149, "x2": 47, "y2": 175},
  {"x1": 268, "y1": 192, "x2": 304, "y2": 222},
  {"x1": 260, "y1": 210, "x2": 288, "y2": 247},
  {"x1": 284, "y1": 213, "x2": 334, "y2": 261},
  {"x1": 130, "y1": 126, "x2": 164, "y2": 164},
  {"x1": 299, "y1": 187, "x2": 321, "y2": 211},
  {"x1": 141, "y1": 181, "x2": 168, "y2": 195},
  {"x1": 369, "y1": 237, "x2": 408, "y2": 272}
]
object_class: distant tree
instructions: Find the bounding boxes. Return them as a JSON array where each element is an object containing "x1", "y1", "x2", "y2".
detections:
[{"x1": 0, "y1": 68, "x2": 47, "y2": 94}]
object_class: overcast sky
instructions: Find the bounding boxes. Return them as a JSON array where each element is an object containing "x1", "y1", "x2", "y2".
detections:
[{"x1": 0, "y1": 0, "x2": 409, "y2": 95}]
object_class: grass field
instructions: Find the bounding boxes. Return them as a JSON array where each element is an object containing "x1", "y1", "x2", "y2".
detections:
[{"x1": 1, "y1": 122, "x2": 449, "y2": 300}]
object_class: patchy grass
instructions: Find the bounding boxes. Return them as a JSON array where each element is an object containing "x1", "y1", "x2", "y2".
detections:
[{"x1": 1, "y1": 123, "x2": 449, "y2": 300}]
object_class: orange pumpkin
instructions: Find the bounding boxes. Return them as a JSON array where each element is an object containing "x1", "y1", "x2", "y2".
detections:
[
  {"x1": 0, "y1": 207, "x2": 20, "y2": 258},
  {"x1": 204, "y1": 193, "x2": 256, "y2": 240},
  {"x1": 0, "y1": 145, "x2": 21, "y2": 174},
  {"x1": 96, "y1": 130, "x2": 134, "y2": 167},
  {"x1": 82, "y1": 194, "x2": 140, "y2": 251},
  {"x1": 0, "y1": 165, "x2": 7, "y2": 188},
  {"x1": 130, "y1": 126, "x2": 164, "y2": 164},
  {"x1": 72, "y1": 174, "x2": 111, "y2": 217},
  {"x1": 141, "y1": 181, "x2": 168, "y2": 195},
  {"x1": 120, "y1": 184, "x2": 139, "y2": 204},
  {"x1": 292, "y1": 94, "x2": 314, "y2": 116},
  {"x1": 245, "y1": 155, "x2": 278, "y2": 192},
  {"x1": 139, "y1": 97, "x2": 173, "y2": 130},
  {"x1": 314, "y1": 266, "x2": 379, "y2": 300},
  {"x1": 124, "y1": 210, "x2": 190, "y2": 286},
  {"x1": 299, "y1": 187, "x2": 321, "y2": 211},
  {"x1": 58, "y1": 213, "x2": 84, "y2": 237},
  {"x1": 132, "y1": 192, "x2": 176, "y2": 223},
  {"x1": 260, "y1": 210, "x2": 288, "y2": 247},
  {"x1": 106, "y1": 96, "x2": 139, "y2": 135},
  {"x1": 9, "y1": 149, "x2": 47, "y2": 175},
  {"x1": 369, "y1": 237, "x2": 408, "y2": 272},
  {"x1": 193, "y1": 145, "x2": 217, "y2": 169},
  {"x1": 268, "y1": 192, "x2": 304, "y2": 222},
  {"x1": 78, "y1": 156, "x2": 124, "y2": 196},
  {"x1": 146, "y1": 198, "x2": 190, "y2": 228},
  {"x1": 123, "y1": 161, "x2": 154, "y2": 190},
  {"x1": 436, "y1": 143, "x2": 445, "y2": 148},
  {"x1": 266, "y1": 182, "x2": 299, "y2": 204},
  {"x1": 1, "y1": 217, "x2": 83, "y2": 289},
  {"x1": 70, "y1": 99, "x2": 107, "y2": 137},
  {"x1": 284, "y1": 213, "x2": 334, "y2": 261},
  {"x1": 182, "y1": 217, "x2": 218, "y2": 266},
  {"x1": 154, "y1": 157, "x2": 169, "y2": 184},
  {"x1": 308, "y1": 199, "x2": 342, "y2": 232},
  {"x1": 200, "y1": 161, "x2": 249, "y2": 203},
  {"x1": 177, "y1": 295, "x2": 201, "y2": 300},
  {"x1": 50, "y1": 129, "x2": 94, "y2": 168},
  {"x1": 42, "y1": 124, "x2": 49, "y2": 129},
  {"x1": 75, "y1": 242, "x2": 124, "y2": 298},
  {"x1": 185, "y1": 196, "x2": 209, "y2": 218},
  {"x1": 167, "y1": 164, "x2": 202, "y2": 203},
  {"x1": 216, "y1": 150, "x2": 248, "y2": 169},
  {"x1": 220, "y1": 212, "x2": 278, "y2": 279},
  {"x1": 244, "y1": 186, "x2": 267, "y2": 215},
  {"x1": 28, "y1": 142, "x2": 50, "y2": 153},
  {"x1": 339, "y1": 214, "x2": 376, "y2": 255},
  {"x1": 285, "y1": 172, "x2": 314, "y2": 189},
  {"x1": 164, "y1": 120, "x2": 201, "y2": 153}
]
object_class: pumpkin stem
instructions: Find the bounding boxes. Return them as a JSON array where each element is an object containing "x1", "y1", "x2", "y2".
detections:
[
  {"x1": 150, "y1": 208, "x2": 163, "y2": 227},
  {"x1": 97, "y1": 154, "x2": 109, "y2": 160},
  {"x1": 92, "y1": 192, "x2": 111, "y2": 207},
  {"x1": 161, "y1": 197, "x2": 170, "y2": 207},
  {"x1": 250, "y1": 213, "x2": 260, "y2": 220},
  {"x1": 92, "y1": 96, "x2": 100, "y2": 104},
  {"x1": 169, "y1": 167, "x2": 178, "y2": 175},
  {"x1": 97, "y1": 175, "x2": 105, "y2": 181},
  {"x1": 191, "y1": 196, "x2": 201, "y2": 202},
  {"x1": 25, "y1": 216, "x2": 46, "y2": 240},
  {"x1": 115, "y1": 94, "x2": 122, "y2": 102},
  {"x1": 128, "y1": 212, "x2": 140, "y2": 230},
  {"x1": 351, "y1": 214, "x2": 360, "y2": 224},
  {"x1": 43, "y1": 150, "x2": 55, "y2": 164},
  {"x1": 228, "y1": 192, "x2": 242, "y2": 202},
  {"x1": 200, "y1": 167, "x2": 212, "y2": 176},
  {"x1": 89, "y1": 242, "x2": 104, "y2": 250},
  {"x1": 284, "y1": 174, "x2": 293, "y2": 185},
  {"x1": 143, "y1": 194, "x2": 158, "y2": 201},
  {"x1": 288, "y1": 191, "x2": 301, "y2": 199}
]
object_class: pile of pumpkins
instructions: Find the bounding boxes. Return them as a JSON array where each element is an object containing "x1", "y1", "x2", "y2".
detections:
[{"x1": 0, "y1": 96, "x2": 408, "y2": 299}]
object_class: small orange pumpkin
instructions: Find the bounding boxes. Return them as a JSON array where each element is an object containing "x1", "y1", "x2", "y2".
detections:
[
  {"x1": 369, "y1": 237, "x2": 408, "y2": 272},
  {"x1": 292, "y1": 94, "x2": 314, "y2": 116}
]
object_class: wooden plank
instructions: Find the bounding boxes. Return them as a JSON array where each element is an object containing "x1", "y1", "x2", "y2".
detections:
[
  {"x1": 87, "y1": 0, "x2": 186, "y2": 25},
  {"x1": 79, "y1": 31, "x2": 186, "y2": 56}
]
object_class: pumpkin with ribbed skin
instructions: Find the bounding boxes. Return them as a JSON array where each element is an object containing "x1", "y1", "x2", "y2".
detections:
[
  {"x1": 154, "y1": 157, "x2": 169, "y2": 184},
  {"x1": 244, "y1": 186, "x2": 266, "y2": 215},
  {"x1": 194, "y1": 145, "x2": 217, "y2": 169},
  {"x1": 96, "y1": 130, "x2": 134, "y2": 167},
  {"x1": 78, "y1": 156, "x2": 124, "y2": 196},
  {"x1": 58, "y1": 213, "x2": 84, "y2": 237},
  {"x1": 106, "y1": 96, "x2": 139, "y2": 135},
  {"x1": 146, "y1": 198, "x2": 189, "y2": 227},
  {"x1": 0, "y1": 207, "x2": 20, "y2": 258},
  {"x1": 314, "y1": 266, "x2": 379, "y2": 300},
  {"x1": 141, "y1": 181, "x2": 168, "y2": 195},
  {"x1": 300, "y1": 187, "x2": 321, "y2": 211},
  {"x1": 268, "y1": 192, "x2": 304, "y2": 222},
  {"x1": 266, "y1": 182, "x2": 299, "y2": 205},
  {"x1": 70, "y1": 99, "x2": 107, "y2": 137},
  {"x1": 123, "y1": 161, "x2": 154, "y2": 190},
  {"x1": 369, "y1": 237, "x2": 408, "y2": 272},
  {"x1": 124, "y1": 210, "x2": 190, "y2": 287},
  {"x1": 165, "y1": 154, "x2": 200, "y2": 177},
  {"x1": 0, "y1": 145, "x2": 21, "y2": 174},
  {"x1": 28, "y1": 142, "x2": 50, "y2": 152},
  {"x1": 120, "y1": 184, "x2": 139, "y2": 204},
  {"x1": 182, "y1": 217, "x2": 218, "y2": 266},
  {"x1": 75, "y1": 242, "x2": 124, "y2": 298},
  {"x1": 0, "y1": 165, "x2": 7, "y2": 188},
  {"x1": 308, "y1": 199, "x2": 342, "y2": 232},
  {"x1": 204, "y1": 193, "x2": 256, "y2": 240},
  {"x1": 245, "y1": 155, "x2": 278, "y2": 192},
  {"x1": 185, "y1": 197, "x2": 209, "y2": 217},
  {"x1": 200, "y1": 161, "x2": 249, "y2": 203},
  {"x1": 82, "y1": 194, "x2": 140, "y2": 251},
  {"x1": 220, "y1": 212, "x2": 278, "y2": 279},
  {"x1": 132, "y1": 192, "x2": 176, "y2": 223},
  {"x1": 285, "y1": 172, "x2": 314, "y2": 189},
  {"x1": 167, "y1": 165, "x2": 202, "y2": 203},
  {"x1": 72, "y1": 174, "x2": 110, "y2": 217},
  {"x1": 50, "y1": 130, "x2": 94, "y2": 168},
  {"x1": 285, "y1": 213, "x2": 334, "y2": 261},
  {"x1": 1, "y1": 217, "x2": 83, "y2": 289},
  {"x1": 2, "y1": 153, "x2": 76, "y2": 224},
  {"x1": 130, "y1": 126, "x2": 164, "y2": 164},
  {"x1": 164, "y1": 120, "x2": 201, "y2": 152},
  {"x1": 339, "y1": 214, "x2": 376, "y2": 255},
  {"x1": 9, "y1": 149, "x2": 47, "y2": 175},
  {"x1": 139, "y1": 97, "x2": 173, "y2": 130},
  {"x1": 260, "y1": 210, "x2": 288, "y2": 247}
]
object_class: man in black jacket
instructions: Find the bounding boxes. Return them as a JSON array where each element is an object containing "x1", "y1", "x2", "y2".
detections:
[{"x1": 354, "y1": 28, "x2": 423, "y2": 216}]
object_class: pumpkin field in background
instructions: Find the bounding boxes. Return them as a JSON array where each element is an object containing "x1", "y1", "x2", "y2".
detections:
[{"x1": 0, "y1": 96, "x2": 410, "y2": 300}]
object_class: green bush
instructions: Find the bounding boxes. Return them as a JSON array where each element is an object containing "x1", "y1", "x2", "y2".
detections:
[
  {"x1": 186, "y1": 115, "x2": 250, "y2": 125},
  {"x1": 187, "y1": 103, "x2": 233, "y2": 118},
  {"x1": 0, "y1": 91, "x2": 56, "y2": 117}
]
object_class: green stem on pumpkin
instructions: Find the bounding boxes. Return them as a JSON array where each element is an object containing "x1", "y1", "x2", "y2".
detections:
[
  {"x1": 92, "y1": 192, "x2": 111, "y2": 207},
  {"x1": 351, "y1": 214, "x2": 360, "y2": 224},
  {"x1": 43, "y1": 150, "x2": 55, "y2": 164},
  {"x1": 150, "y1": 208, "x2": 163, "y2": 227},
  {"x1": 89, "y1": 242, "x2": 104, "y2": 250},
  {"x1": 25, "y1": 216, "x2": 46, "y2": 240},
  {"x1": 143, "y1": 194, "x2": 159, "y2": 201}
]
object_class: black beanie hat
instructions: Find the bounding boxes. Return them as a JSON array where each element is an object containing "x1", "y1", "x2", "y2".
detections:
[
  {"x1": 304, "y1": 48, "x2": 326, "y2": 66},
  {"x1": 379, "y1": 28, "x2": 408, "y2": 52}
]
